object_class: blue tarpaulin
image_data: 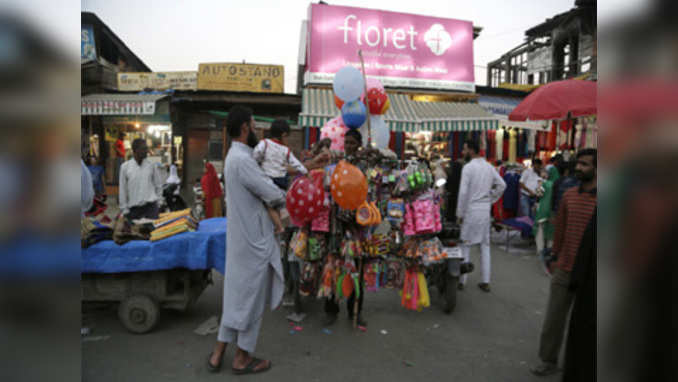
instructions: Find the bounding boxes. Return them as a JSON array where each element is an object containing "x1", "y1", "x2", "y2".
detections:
[{"x1": 82, "y1": 218, "x2": 226, "y2": 274}]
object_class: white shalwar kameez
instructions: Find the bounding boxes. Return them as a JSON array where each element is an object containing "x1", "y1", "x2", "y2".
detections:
[
  {"x1": 456, "y1": 157, "x2": 506, "y2": 285},
  {"x1": 218, "y1": 142, "x2": 286, "y2": 352}
]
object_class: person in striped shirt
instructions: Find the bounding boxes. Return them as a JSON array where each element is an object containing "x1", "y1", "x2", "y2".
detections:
[{"x1": 531, "y1": 148, "x2": 597, "y2": 377}]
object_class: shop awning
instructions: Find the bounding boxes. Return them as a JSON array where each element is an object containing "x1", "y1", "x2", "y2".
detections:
[
  {"x1": 410, "y1": 100, "x2": 499, "y2": 132},
  {"x1": 478, "y1": 96, "x2": 549, "y2": 131},
  {"x1": 298, "y1": 88, "x2": 419, "y2": 132},
  {"x1": 81, "y1": 93, "x2": 168, "y2": 115},
  {"x1": 299, "y1": 88, "x2": 494, "y2": 132}
]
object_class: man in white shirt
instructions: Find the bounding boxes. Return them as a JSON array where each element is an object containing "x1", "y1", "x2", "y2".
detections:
[
  {"x1": 253, "y1": 119, "x2": 308, "y2": 190},
  {"x1": 119, "y1": 139, "x2": 163, "y2": 219},
  {"x1": 519, "y1": 159, "x2": 544, "y2": 219},
  {"x1": 456, "y1": 140, "x2": 507, "y2": 293}
]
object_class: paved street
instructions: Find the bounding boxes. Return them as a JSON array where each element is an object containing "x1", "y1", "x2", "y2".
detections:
[{"x1": 83, "y1": 236, "x2": 561, "y2": 382}]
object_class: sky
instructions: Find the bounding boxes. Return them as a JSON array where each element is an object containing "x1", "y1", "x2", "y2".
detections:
[{"x1": 77, "y1": 0, "x2": 629, "y2": 93}]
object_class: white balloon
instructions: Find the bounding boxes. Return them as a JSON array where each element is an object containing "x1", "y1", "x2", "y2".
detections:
[
  {"x1": 333, "y1": 66, "x2": 365, "y2": 102},
  {"x1": 359, "y1": 115, "x2": 390, "y2": 149},
  {"x1": 371, "y1": 115, "x2": 390, "y2": 149}
]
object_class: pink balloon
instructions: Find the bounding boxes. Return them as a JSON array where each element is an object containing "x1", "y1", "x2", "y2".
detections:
[{"x1": 320, "y1": 116, "x2": 347, "y2": 151}]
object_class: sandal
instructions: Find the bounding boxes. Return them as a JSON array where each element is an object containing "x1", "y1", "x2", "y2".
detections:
[
  {"x1": 232, "y1": 357, "x2": 272, "y2": 375},
  {"x1": 207, "y1": 352, "x2": 223, "y2": 373}
]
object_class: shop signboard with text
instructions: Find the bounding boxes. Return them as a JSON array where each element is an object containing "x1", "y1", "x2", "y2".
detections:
[
  {"x1": 305, "y1": 4, "x2": 475, "y2": 92},
  {"x1": 118, "y1": 71, "x2": 197, "y2": 91},
  {"x1": 197, "y1": 63, "x2": 284, "y2": 93}
]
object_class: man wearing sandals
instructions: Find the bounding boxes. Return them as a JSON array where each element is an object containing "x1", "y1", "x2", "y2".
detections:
[{"x1": 208, "y1": 106, "x2": 286, "y2": 375}]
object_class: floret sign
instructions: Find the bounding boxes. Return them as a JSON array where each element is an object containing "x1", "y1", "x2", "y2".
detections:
[{"x1": 304, "y1": 4, "x2": 475, "y2": 92}]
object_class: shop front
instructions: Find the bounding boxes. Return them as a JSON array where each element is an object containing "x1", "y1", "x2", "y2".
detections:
[
  {"x1": 297, "y1": 3, "x2": 500, "y2": 160},
  {"x1": 81, "y1": 93, "x2": 174, "y2": 194}
]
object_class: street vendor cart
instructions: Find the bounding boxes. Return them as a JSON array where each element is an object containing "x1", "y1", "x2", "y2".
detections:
[{"x1": 81, "y1": 217, "x2": 226, "y2": 334}]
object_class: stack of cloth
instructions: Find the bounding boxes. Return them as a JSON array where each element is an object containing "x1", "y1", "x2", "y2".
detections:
[{"x1": 150, "y1": 209, "x2": 198, "y2": 242}]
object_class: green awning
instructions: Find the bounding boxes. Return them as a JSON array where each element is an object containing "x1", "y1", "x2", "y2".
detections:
[
  {"x1": 298, "y1": 88, "x2": 499, "y2": 132},
  {"x1": 410, "y1": 100, "x2": 498, "y2": 132}
]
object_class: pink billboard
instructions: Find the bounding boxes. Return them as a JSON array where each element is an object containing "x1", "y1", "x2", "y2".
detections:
[{"x1": 305, "y1": 4, "x2": 475, "y2": 91}]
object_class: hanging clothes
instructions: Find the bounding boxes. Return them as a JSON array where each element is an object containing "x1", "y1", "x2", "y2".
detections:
[
  {"x1": 502, "y1": 171, "x2": 521, "y2": 217},
  {"x1": 487, "y1": 130, "x2": 496, "y2": 161},
  {"x1": 527, "y1": 130, "x2": 536, "y2": 154},
  {"x1": 502, "y1": 129, "x2": 510, "y2": 161},
  {"x1": 479, "y1": 131, "x2": 487, "y2": 157},
  {"x1": 558, "y1": 120, "x2": 571, "y2": 150},
  {"x1": 547, "y1": 121, "x2": 557, "y2": 151},
  {"x1": 508, "y1": 129, "x2": 517, "y2": 163},
  {"x1": 496, "y1": 128, "x2": 504, "y2": 162},
  {"x1": 579, "y1": 119, "x2": 588, "y2": 148},
  {"x1": 448, "y1": 132, "x2": 455, "y2": 158}
]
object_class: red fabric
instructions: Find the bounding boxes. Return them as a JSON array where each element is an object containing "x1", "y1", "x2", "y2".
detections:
[
  {"x1": 201, "y1": 163, "x2": 223, "y2": 218},
  {"x1": 546, "y1": 121, "x2": 557, "y2": 151},
  {"x1": 115, "y1": 139, "x2": 125, "y2": 158},
  {"x1": 487, "y1": 130, "x2": 496, "y2": 161},
  {"x1": 508, "y1": 79, "x2": 597, "y2": 121}
]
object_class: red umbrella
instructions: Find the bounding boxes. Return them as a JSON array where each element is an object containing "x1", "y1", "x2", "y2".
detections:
[{"x1": 508, "y1": 79, "x2": 597, "y2": 121}]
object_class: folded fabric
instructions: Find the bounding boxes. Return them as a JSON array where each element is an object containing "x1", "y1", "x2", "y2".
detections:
[{"x1": 154, "y1": 208, "x2": 192, "y2": 226}]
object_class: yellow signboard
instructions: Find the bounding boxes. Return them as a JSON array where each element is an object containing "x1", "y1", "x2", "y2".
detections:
[
  {"x1": 197, "y1": 63, "x2": 284, "y2": 93},
  {"x1": 118, "y1": 71, "x2": 197, "y2": 91}
]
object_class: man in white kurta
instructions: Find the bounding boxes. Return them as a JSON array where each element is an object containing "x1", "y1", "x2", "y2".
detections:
[
  {"x1": 456, "y1": 141, "x2": 506, "y2": 292},
  {"x1": 209, "y1": 106, "x2": 285, "y2": 375}
]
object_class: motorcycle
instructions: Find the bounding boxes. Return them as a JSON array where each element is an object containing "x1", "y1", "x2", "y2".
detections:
[
  {"x1": 425, "y1": 171, "x2": 474, "y2": 314},
  {"x1": 425, "y1": 221, "x2": 474, "y2": 314},
  {"x1": 161, "y1": 182, "x2": 187, "y2": 212}
]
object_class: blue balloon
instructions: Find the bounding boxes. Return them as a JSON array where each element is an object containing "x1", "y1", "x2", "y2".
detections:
[
  {"x1": 333, "y1": 66, "x2": 365, "y2": 102},
  {"x1": 341, "y1": 100, "x2": 367, "y2": 129}
]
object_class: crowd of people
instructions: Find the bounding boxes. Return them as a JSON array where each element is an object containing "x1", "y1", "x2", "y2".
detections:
[{"x1": 81, "y1": 104, "x2": 597, "y2": 379}]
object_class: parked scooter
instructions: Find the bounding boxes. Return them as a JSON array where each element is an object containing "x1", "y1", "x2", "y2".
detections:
[{"x1": 192, "y1": 178, "x2": 205, "y2": 220}]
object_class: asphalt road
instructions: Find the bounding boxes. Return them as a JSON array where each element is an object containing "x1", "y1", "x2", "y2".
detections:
[{"x1": 82, "y1": 236, "x2": 563, "y2": 382}]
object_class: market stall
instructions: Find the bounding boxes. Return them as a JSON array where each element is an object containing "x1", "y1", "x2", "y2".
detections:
[{"x1": 81, "y1": 93, "x2": 179, "y2": 191}]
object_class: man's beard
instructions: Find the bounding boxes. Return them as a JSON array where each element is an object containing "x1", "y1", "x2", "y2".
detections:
[
  {"x1": 464, "y1": 154, "x2": 471, "y2": 162},
  {"x1": 575, "y1": 170, "x2": 594, "y2": 182},
  {"x1": 246, "y1": 130, "x2": 259, "y2": 148}
]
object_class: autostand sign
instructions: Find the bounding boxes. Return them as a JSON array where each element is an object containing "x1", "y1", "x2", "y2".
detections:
[{"x1": 305, "y1": 4, "x2": 475, "y2": 92}]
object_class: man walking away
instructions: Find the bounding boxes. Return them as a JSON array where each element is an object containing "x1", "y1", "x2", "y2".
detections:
[
  {"x1": 457, "y1": 140, "x2": 506, "y2": 293},
  {"x1": 208, "y1": 106, "x2": 285, "y2": 375},
  {"x1": 531, "y1": 148, "x2": 597, "y2": 376},
  {"x1": 520, "y1": 159, "x2": 543, "y2": 219},
  {"x1": 118, "y1": 139, "x2": 163, "y2": 220}
]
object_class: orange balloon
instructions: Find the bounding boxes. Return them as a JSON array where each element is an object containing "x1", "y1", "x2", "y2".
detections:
[{"x1": 330, "y1": 160, "x2": 367, "y2": 210}]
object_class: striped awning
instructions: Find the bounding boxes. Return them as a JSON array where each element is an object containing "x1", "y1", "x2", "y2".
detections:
[
  {"x1": 298, "y1": 88, "x2": 335, "y2": 128},
  {"x1": 410, "y1": 100, "x2": 498, "y2": 132},
  {"x1": 299, "y1": 88, "x2": 499, "y2": 132}
]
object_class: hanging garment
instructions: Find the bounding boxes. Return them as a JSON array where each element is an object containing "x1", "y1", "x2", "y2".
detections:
[
  {"x1": 527, "y1": 130, "x2": 536, "y2": 154},
  {"x1": 508, "y1": 129, "x2": 518, "y2": 163},
  {"x1": 502, "y1": 129, "x2": 510, "y2": 161},
  {"x1": 547, "y1": 121, "x2": 557, "y2": 151},
  {"x1": 502, "y1": 172, "x2": 521, "y2": 214},
  {"x1": 489, "y1": 130, "x2": 497, "y2": 161},
  {"x1": 479, "y1": 131, "x2": 487, "y2": 157},
  {"x1": 496, "y1": 128, "x2": 504, "y2": 161}
]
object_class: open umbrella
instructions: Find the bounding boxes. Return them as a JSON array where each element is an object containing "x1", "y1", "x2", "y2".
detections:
[{"x1": 508, "y1": 79, "x2": 597, "y2": 121}]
